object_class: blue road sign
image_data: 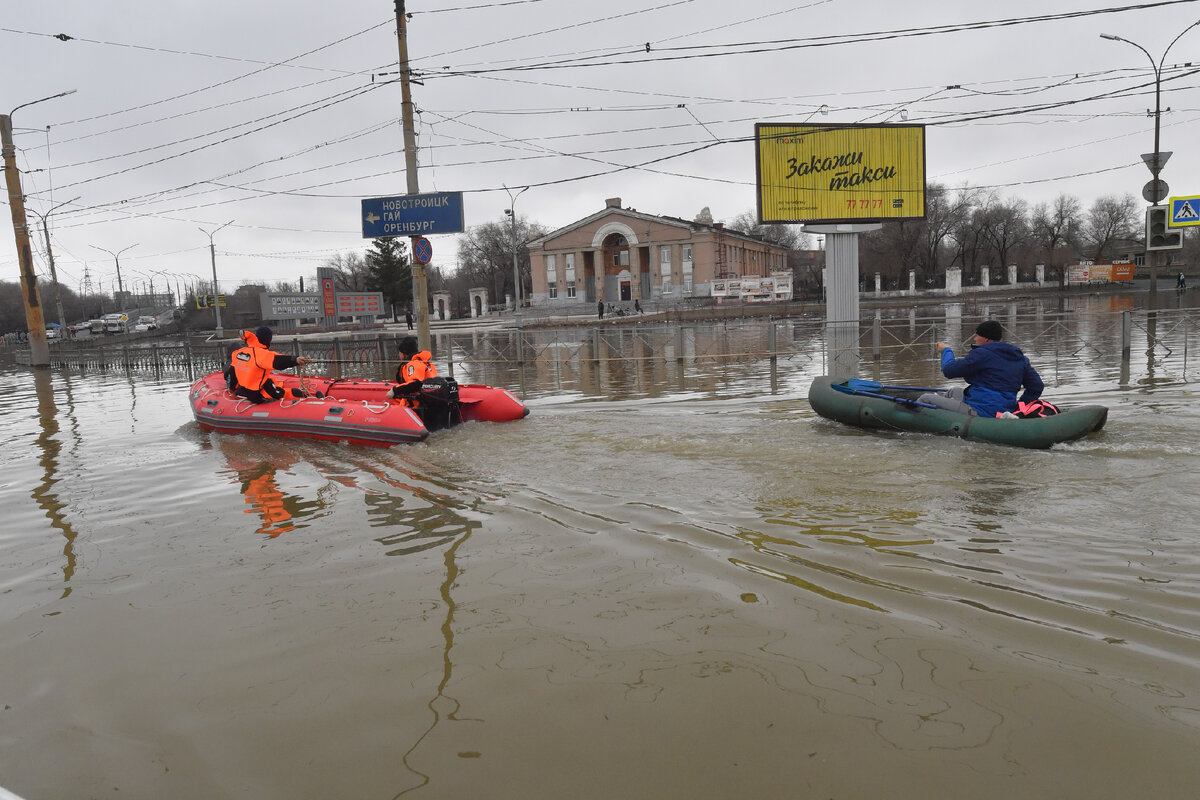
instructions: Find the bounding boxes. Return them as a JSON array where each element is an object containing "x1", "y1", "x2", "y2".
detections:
[
  {"x1": 361, "y1": 191, "x2": 464, "y2": 238},
  {"x1": 1169, "y1": 195, "x2": 1200, "y2": 227},
  {"x1": 414, "y1": 236, "x2": 433, "y2": 264}
]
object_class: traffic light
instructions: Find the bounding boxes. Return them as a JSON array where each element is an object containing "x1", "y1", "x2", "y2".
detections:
[{"x1": 1146, "y1": 205, "x2": 1183, "y2": 250}]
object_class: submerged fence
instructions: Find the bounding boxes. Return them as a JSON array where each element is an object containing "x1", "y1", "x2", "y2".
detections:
[{"x1": 17, "y1": 306, "x2": 1200, "y2": 393}]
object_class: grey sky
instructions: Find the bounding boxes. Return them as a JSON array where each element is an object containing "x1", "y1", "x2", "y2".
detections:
[{"x1": 4, "y1": 0, "x2": 1200, "y2": 296}]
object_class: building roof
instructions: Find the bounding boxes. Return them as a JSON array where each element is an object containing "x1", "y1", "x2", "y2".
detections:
[{"x1": 528, "y1": 200, "x2": 786, "y2": 252}]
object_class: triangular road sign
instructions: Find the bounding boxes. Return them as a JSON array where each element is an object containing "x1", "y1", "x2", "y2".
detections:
[{"x1": 1142, "y1": 151, "x2": 1173, "y2": 173}]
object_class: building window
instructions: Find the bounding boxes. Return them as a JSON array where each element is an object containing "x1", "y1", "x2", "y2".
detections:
[
  {"x1": 564, "y1": 252, "x2": 575, "y2": 280},
  {"x1": 662, "y1": 278, "x2": 672, "y2": 295},
  {"x1": 548, "y1": 282, "x2": 557, "y2": 299},
  {"x1": 546, "y1": 254, "x2": 557, "y2": 286},
  {"x1": 567, "y1": 280, "x2": 576, "y2": 298},
  {"x1": 604, "y1": 233, "x2": 630, "y2": 268}
]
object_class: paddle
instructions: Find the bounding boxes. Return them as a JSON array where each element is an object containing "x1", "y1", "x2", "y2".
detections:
[
  {"x1": 846, "y1": 378, "x2": 946, "y2": 394},
  {"x1": 830, "y1": 382, "x2": 939, "y2": 409}
]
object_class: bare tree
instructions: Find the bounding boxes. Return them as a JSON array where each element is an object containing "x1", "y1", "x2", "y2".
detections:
[
  {"x1": 1082, "y1": 194, "x2": 1140, "y2": 262},
  {"x1": 919, "y1": 183, "x2": 975, "y2": 277},
  {"x1": 976, "y1": 195, "x2": 1030, "y2": 280},
  {"x1": 1030, "y1": 193, "x2": 1083, "y2": 279},
  {"x1": 724, "y1": 210, "x2": 811, "y2": 251},
  {"x1": 455, "y1": 214, "x2": 549, "y2": 305},
  {"x1": 325, "y1": 252, "x2": 369, "y2": 292}
]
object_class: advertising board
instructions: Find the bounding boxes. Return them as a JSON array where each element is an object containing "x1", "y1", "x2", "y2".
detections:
[{"x1": 756, "y1": 123, "x2": 926, "y2": 224}]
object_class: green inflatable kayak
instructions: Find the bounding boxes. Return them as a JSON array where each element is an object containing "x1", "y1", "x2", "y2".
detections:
[{"x1": 808, "y1": 376, "x2": 1108, "y2": 449}]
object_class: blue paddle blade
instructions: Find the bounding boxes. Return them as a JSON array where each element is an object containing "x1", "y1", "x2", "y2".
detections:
[
  {"x1": 831, "y1": 381, "x2": 939, "y2": 409},
  {"x1": 846, "y1": 378, "x2": 945, "y2": 394}
]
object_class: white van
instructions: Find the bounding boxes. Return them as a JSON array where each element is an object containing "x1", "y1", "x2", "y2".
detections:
[{"x1": 103, "y1": 313, "x2": 129, "y2": 334}]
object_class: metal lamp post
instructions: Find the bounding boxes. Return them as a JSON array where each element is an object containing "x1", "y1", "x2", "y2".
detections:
[
  {"x1": 28, "y1": 196, "x2": 79, "y2": 339},
  {"x1": 1, "y1": 89, "x2": 76, "y2": 367},
  {"x1": 503, "y1": 184, "x2": 529, "y2": 317},
  {"x1": 94, "y1": 243, "x2": 138, "y2": 309},
  {"x1": 1101, "y1": 21, "x2": 1200, "y2": 297},
  {"x1": 199, "y1": 221, "x2": 234, "y2": 338}
]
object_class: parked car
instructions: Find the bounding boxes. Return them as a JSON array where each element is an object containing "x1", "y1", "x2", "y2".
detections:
[
  {"x1": 45, "y1": 327, "x2": 60, "y2": 340},
  {"x1": 136, "y1": 315, "x2": 159, "y2": 331}
]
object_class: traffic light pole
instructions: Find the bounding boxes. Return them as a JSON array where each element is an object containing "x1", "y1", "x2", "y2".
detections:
[{"x1": 1101, "y1": 22, "x2": 1200, "y2": 303}]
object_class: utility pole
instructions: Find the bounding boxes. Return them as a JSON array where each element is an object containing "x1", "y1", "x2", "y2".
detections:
[
  {"x1": 396, "y1": 0, "x2": 431, "y2": 351},
  {"x1": 40, "y1": 218, "x2": 69, "y2": 338},
  {"x1": 3, "y1": 94, "x2": 76, "y2": 367}
]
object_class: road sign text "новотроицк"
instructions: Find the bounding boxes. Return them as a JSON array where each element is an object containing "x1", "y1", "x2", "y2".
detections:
[{"x1": 361, "y1": 191, "x2": 464, "y2": 238}]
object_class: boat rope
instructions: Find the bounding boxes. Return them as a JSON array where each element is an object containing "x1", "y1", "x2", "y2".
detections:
[{"x1": 297, "y1": 361, "x2": 310, "y2": 395}]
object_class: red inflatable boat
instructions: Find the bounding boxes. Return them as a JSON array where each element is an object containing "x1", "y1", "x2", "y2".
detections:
[{"x1": 188, "y1": 370, "x2": 528, "y2": 446}]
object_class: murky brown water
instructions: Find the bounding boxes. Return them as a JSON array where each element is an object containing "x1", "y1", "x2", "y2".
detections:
[{"x1": 2, "y1": 303, "x2": 1199, "y2": 799}]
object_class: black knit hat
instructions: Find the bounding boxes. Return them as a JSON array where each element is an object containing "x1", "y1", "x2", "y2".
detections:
[
  {"x1": 398, "y1": 336, "x2": 419, "y2": 356},
  {"x1": 254, "y1": 325, "x2": 273, "y2": 346},
  {"x1": 975, "y1": 320, "x2": 1003, "y2": 341}
]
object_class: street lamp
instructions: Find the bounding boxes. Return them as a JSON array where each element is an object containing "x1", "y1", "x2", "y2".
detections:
[
  {"x1": 93, "y1": 243, "x2": 138, "y2": 307},
  {"x1": 1, "y1": 89, "x2": 76, "y2": 367},
  {"x1": 503, "y1": 184, "x2": 529, "y2": 315},
  {"x1": 1101, "y1": 21, "x2": 1200, "y2": 296},
  {"x1": 28, "y1": 196, "x2": 80, "y2": 338},
  {"x1": 199, "y1": 220, "x2": 234, "y2": 338}
]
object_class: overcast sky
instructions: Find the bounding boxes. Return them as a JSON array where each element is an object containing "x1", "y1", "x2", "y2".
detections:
[{"x1": 4, "y1": 0, "x2": 1200, "y2": 298}]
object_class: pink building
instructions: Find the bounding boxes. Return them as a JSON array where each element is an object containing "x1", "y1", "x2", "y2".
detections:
[{"x1": 528, "y1": 198, "x2": 791, "y2": 307}]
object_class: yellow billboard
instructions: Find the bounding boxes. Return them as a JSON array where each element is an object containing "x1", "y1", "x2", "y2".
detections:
[{"x1": 755, "y1": 123, "x2": 926, "y2": 224}]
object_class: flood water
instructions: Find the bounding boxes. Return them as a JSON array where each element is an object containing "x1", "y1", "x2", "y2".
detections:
[{"x1": 2, "y1": 297, "x2": 1199, "y2": 800}]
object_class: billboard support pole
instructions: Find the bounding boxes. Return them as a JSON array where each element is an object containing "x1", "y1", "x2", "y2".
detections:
[{"x1": 804, "y1": 223, "x2": 880, "y2": 380}]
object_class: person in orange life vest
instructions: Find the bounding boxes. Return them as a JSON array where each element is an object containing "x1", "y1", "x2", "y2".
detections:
[
  {"x1": 230, "y1": 326, "x2": 311, "y2": 404},
  {"x1": 386, "y1": 336, "x2": 436, "y2": 405}
]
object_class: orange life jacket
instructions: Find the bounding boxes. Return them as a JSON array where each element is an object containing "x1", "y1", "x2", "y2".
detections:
[
  {"x1": 231, "y1": 330, "x2": 276, "y2": 393},
  {"x1": 396, "y1": 352, "x2": 437, "y2": 407},
  {"x1": 401, "y1": 351, "x2": 437, "y2": 383}
]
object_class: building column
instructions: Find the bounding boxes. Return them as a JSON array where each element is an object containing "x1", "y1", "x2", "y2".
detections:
[
  {"x1": 629, "y1": 245, "x2": 642, "y2": 300},
  {"x1": 593, "y1": 248, "x2": 605, "y2": 303}
]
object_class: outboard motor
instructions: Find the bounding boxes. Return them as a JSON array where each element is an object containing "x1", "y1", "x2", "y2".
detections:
[{"x1": 417, "y1": 377, "x2": 461, "y2": 431}]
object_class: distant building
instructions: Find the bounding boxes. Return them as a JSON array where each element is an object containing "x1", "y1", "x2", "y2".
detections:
[{"x1": 528, "y1": 198, "x2": 792, "y2": 306}]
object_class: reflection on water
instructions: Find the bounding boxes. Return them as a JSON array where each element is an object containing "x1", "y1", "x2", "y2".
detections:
[
  {"x1": 394, "y1": 530, "x2": 470, "y2": 799},
  {"x1": 2, "y1": 300, "x2": 1200, "y2": 800},
  {"x1": 30, "y1": 369, "x2": 80, "y2": 596}
]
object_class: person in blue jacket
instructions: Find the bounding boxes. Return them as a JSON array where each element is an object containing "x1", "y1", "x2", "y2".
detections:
[{"x1": 931, "y1": 320, "x2": 1044, "y2": 417}]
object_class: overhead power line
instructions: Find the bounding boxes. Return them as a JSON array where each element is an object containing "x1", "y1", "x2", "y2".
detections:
[{"x1": 424, "y1": 1, "x2": 1200, "y2": 76}]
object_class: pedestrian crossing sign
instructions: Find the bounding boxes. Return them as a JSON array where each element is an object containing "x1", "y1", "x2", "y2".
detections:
[{"x1": 1169, "y1": 195, "x2": 1200, "y2": 226}]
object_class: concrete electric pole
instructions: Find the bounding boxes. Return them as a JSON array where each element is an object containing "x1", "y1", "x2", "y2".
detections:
[{"x1": 2, "y1": 94, "x2": 77, "y2": 365}]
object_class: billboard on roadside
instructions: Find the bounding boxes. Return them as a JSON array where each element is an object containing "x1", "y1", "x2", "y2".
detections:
[
  {"x1": 755, "y1": 123, "x2": 926, "y2": 224},
  {"x1": 1067, "y1": 263, "x2": 1134, "y2": 283}
]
